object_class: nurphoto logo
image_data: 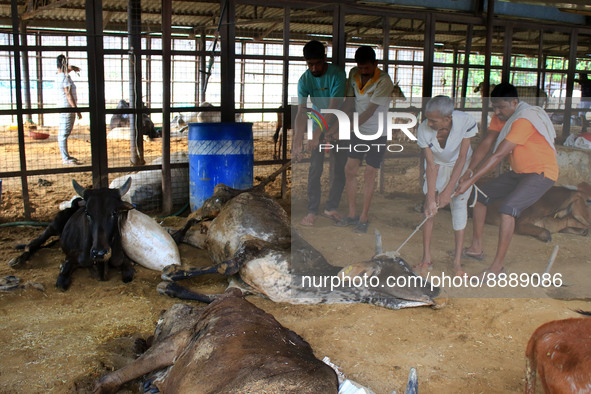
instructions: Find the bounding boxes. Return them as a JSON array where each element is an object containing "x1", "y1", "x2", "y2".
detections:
[{"x1": 305, "y1": 108, "x2": 418, "y2": 153}]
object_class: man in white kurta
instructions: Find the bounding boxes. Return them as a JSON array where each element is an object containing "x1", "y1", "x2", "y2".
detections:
[{"x1": 416, "y1": 95, "x2": 477, "y2": 277}]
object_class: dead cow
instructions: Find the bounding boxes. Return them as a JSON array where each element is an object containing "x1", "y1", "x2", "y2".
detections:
[
  {"x1": 474, "y1": 82, "x2": 548, "y2": 108},
  {"x1": 9, "y1": 179, "x2": 135, "y2": 290},
  {"x1": 159, "y1": 165, "x2": 439, "y2": 310},
  {"x1": 525, "y1": 310, "x2": 591, "y2": 394},
  {"x1": 93, "y1": 288, "x2": 339, "y2": 394},
  {"x1": 486, "y1": 182, "x2": 591, "y2": 242}
]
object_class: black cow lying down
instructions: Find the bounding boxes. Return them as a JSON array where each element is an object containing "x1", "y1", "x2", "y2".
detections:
[
  {"x1": 9, "y1": 179, "x2": 135, "y2": 290},
  {"x1": 93, "y1": 288, "x2": 340, "y2": 394},
  {"x1": 160, "y1": 166, "x2": 439, "y2": 310}
]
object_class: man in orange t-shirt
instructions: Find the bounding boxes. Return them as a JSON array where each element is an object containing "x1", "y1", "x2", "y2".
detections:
[{"x1": 455, "y1": 82, "x2": 557, "y2": 276}]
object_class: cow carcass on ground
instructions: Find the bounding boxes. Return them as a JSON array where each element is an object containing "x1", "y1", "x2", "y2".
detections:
[
  {"x1": 485, "y1": 182, "x2": 591, "y2": 242},
  {"x1": 93, "y1": 288, "x2": 340, "y2": 394},
  {"x1": 158, "y1": 166, "x2": 440, "y2": 310},
  {"x1": 525, "y1": 310, "x2": 591, "y2": 394}
]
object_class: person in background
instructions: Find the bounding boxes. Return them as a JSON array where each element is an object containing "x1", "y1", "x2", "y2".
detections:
[
  {"x1": 292, "y1": 40, "x2": 347, "y2": 226},
  {"x1": 334, "y1": 46, "x2": 394, "y2": 233},
  {"x1": 456, "y1": 82, "x2": 558, "y2": 277},
  {"x1": 56, "y1": 54, "x2": 82, "y2": 165},
  {"x1": 575, "y1": 72, "x2": 591, "y2": 132},
  {"x1": 417, "y1": 95, "x2": 477, "y2": 277}
]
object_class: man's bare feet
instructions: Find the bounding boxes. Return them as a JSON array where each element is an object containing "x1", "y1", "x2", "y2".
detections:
[
  {"x1": 321, "y1": 210, "x2": 343, "y2": 222},
  {"x1": 300, "y1": 213, "x2": 316, "y2": 226}
]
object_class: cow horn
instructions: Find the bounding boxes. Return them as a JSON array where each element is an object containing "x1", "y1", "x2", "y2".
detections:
[
  {"x1": 72, "y1": 179, "x2": 86, "y2": 197},
  {"x1": 118, "y1": 177, "x2": 132, "y2": 197},
  {"x1": 374, "y1": 229, "x2": 383, "y2": 256}
]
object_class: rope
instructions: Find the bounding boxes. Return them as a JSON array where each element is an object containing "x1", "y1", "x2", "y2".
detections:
[
  {"x1": 470, "y1": 184, "x2": 488, "y2": 208},
  {"x1": 395, "y1": 214, "x2": 432, "y2": 255}
]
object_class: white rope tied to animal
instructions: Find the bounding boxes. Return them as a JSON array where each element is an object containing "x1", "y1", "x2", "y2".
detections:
[
  {"x1": 394, "y1": 214, "x2": 433, "y2": 256},
  {"x1": 469, "y1": 184, "x2": 488, "y2": 208}
]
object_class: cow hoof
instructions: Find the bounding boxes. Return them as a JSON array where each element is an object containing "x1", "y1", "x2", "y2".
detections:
[
  {"x1": 161, "y1": 264, "x2": 184, "y2": 281},
  {"x1": 55, "y1": 276, "x2": 71, "y2": 291},
  {"x1": 538, "y1": 233, "x2": 552, "y2": 243},
  {"x1": 121, "y1": 269, "x2": 134, "y2": 283},
  {"x1": 8, "y1": 255, "x2": 26, "y2": 268},
  {"x1": 156, "y1": 280, "x2": 175, "y2": 297},
  {"x1": 0, "y1": 275, "x2": 21, "y2": 291}
]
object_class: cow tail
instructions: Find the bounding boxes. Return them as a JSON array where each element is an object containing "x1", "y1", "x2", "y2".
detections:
[{"x1": 574, "y1": 310, "x2": 591, "y2": 317}]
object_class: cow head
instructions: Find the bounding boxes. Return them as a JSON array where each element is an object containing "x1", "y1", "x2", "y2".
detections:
[
  {"x1": 72, "y1": 178, "x2": 134, "y2": 280},
  {"x1": 392, "y1": 81, "x2": 406, "y2": 100}
]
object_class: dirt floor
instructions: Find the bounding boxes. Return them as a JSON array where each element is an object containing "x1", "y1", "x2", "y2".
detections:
[{"x1": 1, "y1": 130, "x2": 590, "y2": 393}]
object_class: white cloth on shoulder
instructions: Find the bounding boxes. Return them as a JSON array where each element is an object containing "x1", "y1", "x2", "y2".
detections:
[{"x1": 492, "y1": 101, "x2": 556, "y2": 153}]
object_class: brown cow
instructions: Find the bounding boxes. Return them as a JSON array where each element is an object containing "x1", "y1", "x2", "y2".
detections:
[
  {"x1": 485, "y1": 182, "x2": 591, "y2": 242},
  {"x1": 525, "y1": 311, "x2": 591, "y2": 394},
  {"x1": 93, "y1": 288, "x2": 338, "y2": 394}
]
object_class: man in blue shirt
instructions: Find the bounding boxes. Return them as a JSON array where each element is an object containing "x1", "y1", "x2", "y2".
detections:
[{"x1": 293, "y1": 40, "x2": 347, "y2": 226}]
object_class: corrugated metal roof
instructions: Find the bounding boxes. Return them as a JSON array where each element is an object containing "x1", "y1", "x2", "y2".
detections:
[{"x1": 0, "y1": 0, "x2": 588, "y2": 56}]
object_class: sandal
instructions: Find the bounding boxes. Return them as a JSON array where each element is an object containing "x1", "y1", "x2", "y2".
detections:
[
  {"x1": 334, "y1": 216, "x2": 359, "y2": 227},
  {"x1": 62, "y1": 158, "x2": 80, "y2": 165},
  {"x1": 455, "y1": 270, "x2": 469, "y2": 278},
  {"x1": 461, "y1": 247, "x2": 485, "y2": 261},
  {"x1": 353, "y1": 221, "x2": 369, "y2": 233}
]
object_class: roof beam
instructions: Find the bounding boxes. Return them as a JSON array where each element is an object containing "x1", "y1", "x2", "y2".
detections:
[{"x1": 22, "y1": 0, "x2": 75, "y2": 20}]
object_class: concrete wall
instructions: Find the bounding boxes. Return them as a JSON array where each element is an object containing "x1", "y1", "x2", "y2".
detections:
[{"x1": 556, "y1": 145, "x2": 591, "y2": 186}]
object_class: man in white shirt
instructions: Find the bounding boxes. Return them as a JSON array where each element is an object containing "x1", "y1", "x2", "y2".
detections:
[
  {"x1": 334, "y1": 46, "x2": 395, "y2": 233},
  {"x1": 417, "y1": 95, "x2": 477, "y2": 277}
]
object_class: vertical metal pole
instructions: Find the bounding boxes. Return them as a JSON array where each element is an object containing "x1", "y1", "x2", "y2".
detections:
[
  {"x1": 333, "y1": 5, "x2": 345, "y2": 68},
  {"x1": 128, "y1": 0, "x2": 144, "y2": 165},
  {"x1": 19, "y1": 21, "x2": 33, "y2": 125},
  {"x1": 481, "y1": 0, "x2": 494, "y2": 134},
  {"x1": 161, "y1": 0, "x2": 172, "y2": 214},
  {"x1": 501, "y1": 23, "x2": 512, "y2": 82},
  {"x1": 423, "y1": 14, "x2": 434, "y2": 100},
  {"x1": 536, "y1": 30, "x2": 546, "y2": 108},
  {"x1": 380, "y1": 16, "x2": 390, "y2": 194},
  {"x1": 451, "y1": 47, "x2": 458, "y2": 99},
  {"x1": 280, "y1": 6, "x2": 290, "y2": 198},
  {"x1": 563, "y1": 29, "x2": 578, "y2": 140},
  {"x1": 36, "y1": 32, "x2": 43, "y2": 125},
  {"x1": 146, "y1": 36, "x2": 151, "y2": 108},
  {"x1": 86, "y1": 0, "x2": 109, "y2": 187},
  {"x1": 220, "y1": 0, "x2": 235, "y2": 122},
  {"x1": 239, "y1": 41, "x2": 245, "y2": 110},
  {"x1": 11, "y1": 0, "x2": 31, "y2": 219},
  {"x1": 460, "y1": 24, "x2": 473, "y2": 109},
  {"x1": 200, "y1": 33, "x2": 207, "y2": 104}
]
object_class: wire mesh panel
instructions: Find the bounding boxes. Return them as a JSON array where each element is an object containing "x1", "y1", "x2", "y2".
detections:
[
  {"x1": 573, "y1": 33, "x2": 591, "y2": 136},
  {"x1": 386, "y1": 16, "x2": 425, "y2": 109}
]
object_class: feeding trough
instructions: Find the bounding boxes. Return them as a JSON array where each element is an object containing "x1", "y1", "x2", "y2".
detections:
[{"x1": 28, "y1": 130, "x2": 50, "y2": 140}]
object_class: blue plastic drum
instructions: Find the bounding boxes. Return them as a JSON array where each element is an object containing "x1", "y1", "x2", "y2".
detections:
[{"x1": 188, "y1": 122, "x2": 253, "y2": 211}]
